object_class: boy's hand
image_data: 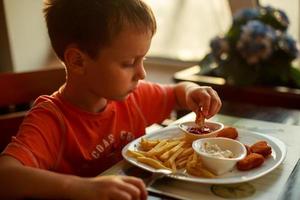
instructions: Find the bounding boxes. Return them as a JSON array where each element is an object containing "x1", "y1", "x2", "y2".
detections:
[
  {"x1": 184, "y1": 84, "x2": 222, "y2": 119},
  {"x1": 70, "y1": 175, "x2": 147, "y2": 200}
]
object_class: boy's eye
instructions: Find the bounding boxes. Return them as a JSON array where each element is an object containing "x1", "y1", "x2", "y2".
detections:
[
  {"x1": 122, "y1": 62, "x2": 135, "y2": 67},
  {"x1": 122, "y1": 59, "x2": 135, "y2": 67},
  {"x1": 122, "y1": 57, "x2": 146, "y2": 67}
]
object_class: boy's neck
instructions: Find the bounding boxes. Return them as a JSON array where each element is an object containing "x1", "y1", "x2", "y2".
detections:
[{"x1": 59, "y1": 84, "x2": 108, "y2": 113}]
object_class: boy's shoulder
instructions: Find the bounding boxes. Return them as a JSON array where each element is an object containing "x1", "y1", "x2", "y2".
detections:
[
  {"x1": 32, "y1": 92, "x2": 60, "y2": 108},
  {"x1": 29, "y1": 92, "x2": 64, "y2": 117}
]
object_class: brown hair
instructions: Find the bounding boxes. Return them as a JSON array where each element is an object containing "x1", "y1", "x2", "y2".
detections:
[{"x1": 43, "y1": 0, "x2": 156, "y2": 61}]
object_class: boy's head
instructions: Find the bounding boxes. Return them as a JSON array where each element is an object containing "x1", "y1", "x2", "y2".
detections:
[{"x1": 43, "y1": 0, "x2": 156, "y2": 62}]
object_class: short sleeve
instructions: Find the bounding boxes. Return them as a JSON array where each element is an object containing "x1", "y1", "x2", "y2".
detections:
[
  {"x1": 2, "y1": 104, "x2": 63, "y2": 170},
  {"x1": 132, "y1": 81, "x2": 176, "y2": 126}
]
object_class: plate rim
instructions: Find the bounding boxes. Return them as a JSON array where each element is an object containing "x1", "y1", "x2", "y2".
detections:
[{"x1": 122, "y1": 125, "x2": 287, "y2": 184}]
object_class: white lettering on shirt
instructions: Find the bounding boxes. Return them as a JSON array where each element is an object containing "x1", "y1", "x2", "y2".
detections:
[
  {"x1": 91, "y1": 131, "x2": 135, "y2": 160},
  {"x1": 96, "y1": 144, "x2": 104, "y2": 153},
  {"x1": 103, "y1": 139, "x2": 110, "y2": 148},
  {"x1": 91, "y1": 133, "x2": 115, "y2": 159}
]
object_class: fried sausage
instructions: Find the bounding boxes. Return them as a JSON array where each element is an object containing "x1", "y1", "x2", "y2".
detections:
[
  {"x1": 237, "y1": 153, "x2": 265, "y2": 171},
  {"x1": 217, "y1": 126, "x2": 238, "y2": 139},
  {"x1": 250, "y1": 141, "x2": 272, "y2": 157}
]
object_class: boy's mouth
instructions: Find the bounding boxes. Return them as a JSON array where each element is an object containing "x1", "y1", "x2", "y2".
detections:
[
  {"x1": 129, "y1": 87, "x2": 137, "y2": 93},
  {"x1": 131, "y1": 82, "x2": 139, "y2": 90}
]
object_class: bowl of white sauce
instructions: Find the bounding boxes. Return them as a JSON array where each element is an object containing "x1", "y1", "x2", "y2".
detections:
[{"x1": 192, "y1": 137, "x2": 247, "y2": 175}]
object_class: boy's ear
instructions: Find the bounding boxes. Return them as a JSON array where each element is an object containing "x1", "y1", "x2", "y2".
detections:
[{"x1": 64, "y1": 47, "x2": 86, "y2": 75}]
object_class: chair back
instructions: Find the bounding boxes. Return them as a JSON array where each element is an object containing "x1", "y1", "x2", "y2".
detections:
[{"x1": 0, "y1": 68, "x2": 65, "y2": 151}]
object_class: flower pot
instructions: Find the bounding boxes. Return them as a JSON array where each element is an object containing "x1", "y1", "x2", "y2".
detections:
[{"x1": 173, "y1": 65, "x2": 300, "y2": 109}]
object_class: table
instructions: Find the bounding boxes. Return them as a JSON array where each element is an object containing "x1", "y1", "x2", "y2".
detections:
[{"x1": 101, "y1": 110, "x2": 300, "y2": 200}]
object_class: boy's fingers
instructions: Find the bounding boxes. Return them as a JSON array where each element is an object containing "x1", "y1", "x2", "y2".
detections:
[
  {"x1": 111, "y1": 190, "x2": 131, "y2": 200},
  {"x1": 188, "y1": 86, "x2": 221, "y2": 118},
  {"x1": 198, "y1": 91, "x2": 211, "y2": 117},
  {"x1": 122, "y1": 176, "x2": 147, "y2": 200},
  {"x1": 206, "y1": 90, "x2": 222, "y2": 118},
  {"x1": 116, "y1": 181, "x2": 141, "y2": 200},
  {"x1": 207, "y1": 99, "x2": 219, "y2": 118}
]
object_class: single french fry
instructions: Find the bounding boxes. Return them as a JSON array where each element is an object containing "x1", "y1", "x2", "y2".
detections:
[
  {"x1": 154, "y1": 140, "x2": 181, "y2": 157},
  {"x1": 186, "y1": 166, "x2": 216, "y2": 178},
  {"x1": 140, "y1": 138, "x2": 159, "y2": 151},
  {"x1": 152, "y1": 139, "x2": 168, "y2": 149},
  {"x1": 165, "y1": 147, "x2": 185, "y2": 171},
  {"x1": 176, "y1": 155, "x2": 189, "y2": 163},
  {"x1": 176, "y1": 147, "x2": 193, "y2": 160},
  {"x1": 137, "y1": 157, "x2": 171, "y2": 170},
  {"x1": 159, "y1": 141, "x2": 185, "y2": 161},
  {"x1": 170, "y1": 159, "x2": 177, "y2": 171},
  {"x1": 168, "y1": 147, "x2": 185, "y2": 163},
  {"x1": 187, "y1": 152, "x2": 198, "y2": 168},
  {"x1": 150, "y1": 155, "x2": 159, "y2": 160},
  {"x1": 176, "y1": 159, "x2": 188, "y2": 169},
  {"x1": 126, "y1": 150, "x2": 145, "y2": 158},
  {"x1": 186, "y1": 154, "x2": 194, "y2": 165}
]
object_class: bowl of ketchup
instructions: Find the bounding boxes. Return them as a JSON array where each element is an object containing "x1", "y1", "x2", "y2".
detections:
[{"x1": 178, "y1": 121, "x2": 224, "y2": 142}]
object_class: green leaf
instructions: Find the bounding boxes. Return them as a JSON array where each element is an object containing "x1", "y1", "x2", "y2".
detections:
[{"x1": 290, "y1": 67, "x2": 300, "y2": 87}]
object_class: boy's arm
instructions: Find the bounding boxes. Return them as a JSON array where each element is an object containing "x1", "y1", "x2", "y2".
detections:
[
  {"x1": 0, "y1": 155, "x2": 77, "y2": 199},
  {"x1": 173, "y1": 81, "x2": 222, "y2": 118},
  {"x1": 0, "y1": 155, "x2": 147, "y2": 200}
]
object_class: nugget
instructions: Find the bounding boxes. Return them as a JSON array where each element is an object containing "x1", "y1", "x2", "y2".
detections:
[
  {"x1": 250, "y1": 141, "x2": 272, "y2": 157},
  {"x1": 195, "y1": 108, "x2": 205, "y2": 127},
  {"x1": 237, "y1": 153, "x2": 265, "y2": 171},
  {"x1": 217, "y1": 127, "x2": 238, "y2": 139}
]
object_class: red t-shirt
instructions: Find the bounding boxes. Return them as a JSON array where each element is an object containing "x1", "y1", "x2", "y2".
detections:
[{"x1": 2, "y1": 81, "x2": 175, "y2": 177}]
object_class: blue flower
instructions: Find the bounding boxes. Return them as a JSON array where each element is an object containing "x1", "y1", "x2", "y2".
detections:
[
  {"x1": 236, "y1": 20, "x2": 275, "y2": 65},
  {"x1": 233, "y1": 8, "x2": 260, "y2": 25},
  {"x1": 260, "y1": 6, "x2": 289, "y2": 31},
  {"x1": 210, "y1": 36, "x2": 229, "y2": 61},
  {"x1": 206, "y1": 5, "x2": 300, "y2": 88},
  {"x1": 276, "y1": 33, "x2": 299, "y2": 59}
]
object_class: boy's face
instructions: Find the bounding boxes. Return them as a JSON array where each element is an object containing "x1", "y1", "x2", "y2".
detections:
[{"x1": 83, "y1": 27, "x2": 152, "y2": 100}]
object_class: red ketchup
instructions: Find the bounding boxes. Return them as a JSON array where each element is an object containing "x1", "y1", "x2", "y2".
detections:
[{"x1": 187, "y1": 126, "x2": 211, "y2": 135}]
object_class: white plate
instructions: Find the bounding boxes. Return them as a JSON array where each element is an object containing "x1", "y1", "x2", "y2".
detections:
[{"x1": 122, "y1": 125, "x2": 287, "y2": 184}]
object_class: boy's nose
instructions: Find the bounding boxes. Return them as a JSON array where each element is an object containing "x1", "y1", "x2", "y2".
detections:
[{"x1": 135, "y1": 62, "x2": 146, "y2": 80}]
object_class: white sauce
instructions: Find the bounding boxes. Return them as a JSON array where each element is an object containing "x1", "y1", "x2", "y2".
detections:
[{"x1": 201, "y1": 142, "x2": 234, "y2": 158}]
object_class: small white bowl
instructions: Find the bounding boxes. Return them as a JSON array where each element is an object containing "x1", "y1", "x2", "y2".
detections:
[
  {"x1": 178, "y1": 121, "x2": 224, "y2": 142},
  {"x1": 192, "y1": 137, "x2": 247, "y2": 175}
]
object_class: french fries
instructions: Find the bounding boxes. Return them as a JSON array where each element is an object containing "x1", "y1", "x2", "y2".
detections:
[
  {"x1": 127, "y1": 136, "x2": 216, "y2": 178},
  {"x1": 140, "y1": 138, "x2": 159, "y2": 151},
  {"x1": 137, "y1": 157, "x2": 170, "y2": 170},
  {"x1": 126, "y1": 149, "x2": 145, "y2": 158},
  {"x1": 159, "y1": 141, "x2": 185, "y2": 161}
]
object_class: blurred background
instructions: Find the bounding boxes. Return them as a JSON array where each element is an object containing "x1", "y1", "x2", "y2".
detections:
[
  {"x1": 1, "y1": 0, "x2": 300, "y2": 150},
  {"x1": 0, "y1": 0, "x2": 299, "y2": 83}
]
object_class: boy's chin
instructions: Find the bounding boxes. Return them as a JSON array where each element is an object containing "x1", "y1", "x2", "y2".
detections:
[
  {"x1": 109, "y1": 89, "x2": 134, "y2": 101},
  {"x1": 111, "y1": 93, "x2": 130, "y2": 101}
]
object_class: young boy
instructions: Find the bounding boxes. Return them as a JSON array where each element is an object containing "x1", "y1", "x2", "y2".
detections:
[{"x1": 0, "y1": 0, "x2": 222, "y2": 199}]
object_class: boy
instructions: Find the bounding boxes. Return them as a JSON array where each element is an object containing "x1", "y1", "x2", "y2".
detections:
[{"x1": 0, "y1": 0, "x2": 222, "y2": 199}]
